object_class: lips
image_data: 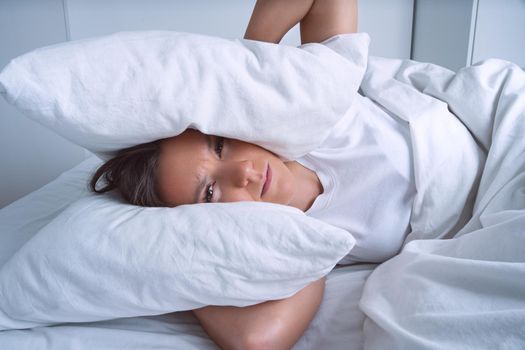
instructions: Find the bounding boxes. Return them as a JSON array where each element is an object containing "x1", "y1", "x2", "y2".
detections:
[{"x1": 261, "y1": 163, "x2": 272, "y2": 197}]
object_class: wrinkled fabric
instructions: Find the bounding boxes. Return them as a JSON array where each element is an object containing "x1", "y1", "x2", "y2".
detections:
[{"x1": 360, "y1": 58, "x2": 525, "y2": 350}]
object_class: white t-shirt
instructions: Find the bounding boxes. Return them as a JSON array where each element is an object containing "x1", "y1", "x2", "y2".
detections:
[{"x1": 296, "y1": 94, "x2": 416, "y2": 264}]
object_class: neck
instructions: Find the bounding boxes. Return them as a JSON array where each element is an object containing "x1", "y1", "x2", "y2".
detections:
[{"x1": 284, "y1": 161, "x2": 323, "y2": 212}]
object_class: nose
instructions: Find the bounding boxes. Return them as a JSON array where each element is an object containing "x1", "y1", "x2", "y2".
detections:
[{"x1": 223, "y1": 160, "x2": 263, "y2": 188}]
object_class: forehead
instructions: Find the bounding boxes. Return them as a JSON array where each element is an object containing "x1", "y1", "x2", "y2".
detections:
[{"x1": 157, "y1": 130, "x2": 209, "y2": 206}]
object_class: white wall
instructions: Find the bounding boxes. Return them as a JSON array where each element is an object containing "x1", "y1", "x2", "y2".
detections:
[
  {"x1": 0, "y1": 0, "x2": 413, "y2": 209},
  {"x1": 412, "y1": 0, "x2": 477, "y2": 71},
  {"x1": 359, "y1": 0, "x2": 414, "y2": 59},
  {"x1": 473, "y1": 0, "x2": 525, "y2": 67},
  {"x1": 412, "y1": 0, "x2": 525, "y2": 71}
]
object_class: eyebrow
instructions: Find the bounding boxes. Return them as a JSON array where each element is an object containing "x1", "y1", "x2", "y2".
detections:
[{"x1": 193, "y1": 134, "x2": 213, "y2": 203}]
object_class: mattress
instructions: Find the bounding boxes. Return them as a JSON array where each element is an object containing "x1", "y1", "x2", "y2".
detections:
[{"x1": 0, "y1": 156, "x2": 376, "y2": 349}]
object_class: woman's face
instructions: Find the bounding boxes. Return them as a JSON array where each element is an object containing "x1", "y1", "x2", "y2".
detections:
[{"x1": 156, "y1": 129, "x2": 297, "y2": 207}]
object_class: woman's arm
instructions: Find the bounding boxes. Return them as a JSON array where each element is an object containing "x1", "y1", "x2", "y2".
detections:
[
  {"x1": 244, "y1": 0, "x2": 357, "y2": 45},
  {"x1": 244, "y1": 0, "x2": 315, "y2": 44},
  {"x1": 300, "y1": 0, "x2": 357, "y2": 44},
  {"x1": 193, "y1": 277, "x2": 326, "y2": 350}
]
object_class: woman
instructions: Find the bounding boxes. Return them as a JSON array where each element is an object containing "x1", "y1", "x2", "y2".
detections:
[{"x1": 90, "y1": 1, "x2": 410, "y2": 349}]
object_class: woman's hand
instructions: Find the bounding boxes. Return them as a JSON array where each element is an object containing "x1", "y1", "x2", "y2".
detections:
[
  {"x1": 193, "y1": 277, "x2": 326, "y2": 350},
  {"x1": 244, "y1": 0, "x2": 357, "y2": 45}
]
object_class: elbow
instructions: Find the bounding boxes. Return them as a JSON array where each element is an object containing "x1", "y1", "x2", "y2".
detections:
[
  {"x1": 242, "y1": 321, "x2": 290, "y2": 350},
  {"x1": 242, "y1": 333, "x2": 277, "y2": 350}
]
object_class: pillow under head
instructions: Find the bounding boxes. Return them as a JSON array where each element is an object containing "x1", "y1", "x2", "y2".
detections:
[{"x1": 0, "y1": 194, "x2": 355, "y2": 330}]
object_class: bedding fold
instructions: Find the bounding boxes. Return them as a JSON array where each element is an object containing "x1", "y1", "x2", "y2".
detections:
[
  {"x1": 359, "y1": 57, "x2": 525, "y2": 349},
  {"x1": 360, "y1": 57, "x2": 485, "y2": 243}
]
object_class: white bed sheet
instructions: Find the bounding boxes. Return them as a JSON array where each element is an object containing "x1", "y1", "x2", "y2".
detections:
[{"x1": 0, "y1": 156, "x2": 375, "y2": 350}]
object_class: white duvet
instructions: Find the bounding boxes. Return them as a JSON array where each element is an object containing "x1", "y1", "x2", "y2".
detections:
[{"x1": 359, "y1": 58, "x2": 525, "y2": 349}]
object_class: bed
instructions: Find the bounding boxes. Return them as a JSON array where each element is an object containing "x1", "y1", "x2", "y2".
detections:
[{"x1": 1, "y1": 31, "x2": 525, "y2": 349}]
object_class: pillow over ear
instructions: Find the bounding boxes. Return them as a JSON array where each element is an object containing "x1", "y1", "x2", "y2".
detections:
[
  {"x1": 0, "y1": 31, "x2": 369, "y2": 160},
  {"x1": 0, "y1": 194, "x2": 355, "y2": 330}
]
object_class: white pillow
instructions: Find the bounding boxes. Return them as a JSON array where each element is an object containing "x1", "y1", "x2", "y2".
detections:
[
  {"x1": 0, "y1": 193, "x2": 355, "y2": 330},
  {"x1": 0, "y1": 31, "x2": 369, "y2": 160}
]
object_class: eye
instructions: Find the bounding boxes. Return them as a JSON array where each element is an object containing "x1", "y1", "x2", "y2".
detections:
[
  {"x1": 205, "y1": 181, "x2": 216, "y2": 203},
  {"x1": 215, "y1": 137, "x2": 224, "y2": 158}
]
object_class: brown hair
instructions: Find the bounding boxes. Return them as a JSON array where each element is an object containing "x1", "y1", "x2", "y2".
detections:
[{"x1": 90, "y1": 139, "x2": 167, "y2": 207}]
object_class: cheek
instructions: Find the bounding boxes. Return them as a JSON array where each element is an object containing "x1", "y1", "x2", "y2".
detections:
[
  {"x1": 275, "y1": 174, "x2": 295, "y2": 204},
  {"x1": 219, "y1": 189, "x2": 254, "y2": 203},
  {"x1": 269, "y1": 162, "x2": 295, "y2": 205}
]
